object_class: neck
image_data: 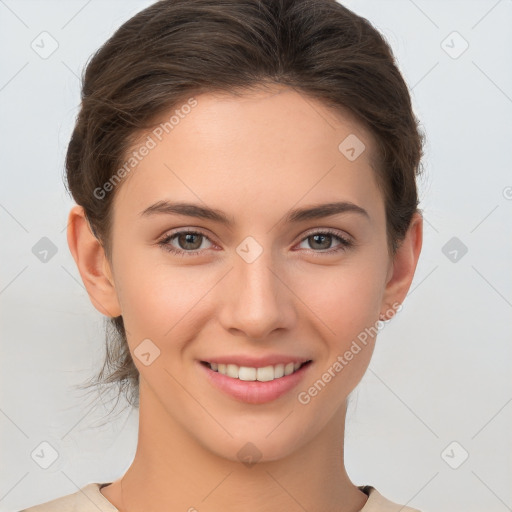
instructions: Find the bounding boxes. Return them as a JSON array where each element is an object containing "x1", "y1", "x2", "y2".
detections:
[{"x1": 110, "y1": 382, "x2": 367, "y2": 512}]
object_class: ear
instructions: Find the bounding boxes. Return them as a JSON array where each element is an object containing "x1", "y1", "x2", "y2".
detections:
[
  {"x1": 66, "y1": 205, "x2": 122, "y2": 318},
  {"x1": 380, "y1": 212, "x2": 423, "y2": 320}
]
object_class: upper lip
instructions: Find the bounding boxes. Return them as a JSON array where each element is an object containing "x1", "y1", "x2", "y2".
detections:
[{"x1": 200, "y1": 355, "x2": 312, "y2": 368}]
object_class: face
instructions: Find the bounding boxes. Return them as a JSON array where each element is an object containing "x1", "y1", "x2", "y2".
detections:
[{"x1": 96, "y1": 86, "x2": 398, "y2": 461}]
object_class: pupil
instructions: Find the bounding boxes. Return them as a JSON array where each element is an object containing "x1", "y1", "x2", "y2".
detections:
[
  {"x1": 311, "y1": 234, "x2": 330, "y2": 250},
  {"x1": 180, "y1": 233, "x2": 201, "y2": 250}
]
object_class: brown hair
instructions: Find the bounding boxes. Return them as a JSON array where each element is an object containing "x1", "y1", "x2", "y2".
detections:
[{"x1": 65, "y1": 0, "x2": 425, "y2": 414}]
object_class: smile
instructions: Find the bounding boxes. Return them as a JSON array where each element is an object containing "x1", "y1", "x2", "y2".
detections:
[{"x1": 201, "y1": 361, "x2": 312, "y2": 382}]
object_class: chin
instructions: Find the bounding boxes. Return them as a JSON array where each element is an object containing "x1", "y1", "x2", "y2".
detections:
[
  {"x1": 208, "y1": 437, "x2": 301, "y2": 465},
  {"x1": 192, "y1": 416, "x2": 320, "y2": 466}
]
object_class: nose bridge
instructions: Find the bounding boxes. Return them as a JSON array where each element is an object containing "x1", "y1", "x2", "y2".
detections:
[
  {"x1": 221, "y1": 235, "x2": 290, "y2": 337},
  {"x1": 235, "y1": 236, "x2": 280, "y2": 306}
]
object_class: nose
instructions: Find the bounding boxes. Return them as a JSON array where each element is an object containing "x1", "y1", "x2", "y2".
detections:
[{"x1": 217, "y1": 245, "x2": 295, "y2": 340}]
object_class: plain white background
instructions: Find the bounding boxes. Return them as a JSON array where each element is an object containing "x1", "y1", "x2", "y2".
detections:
[{"x1": 1, "y1": 1, "x2": 511, "y2": 511}]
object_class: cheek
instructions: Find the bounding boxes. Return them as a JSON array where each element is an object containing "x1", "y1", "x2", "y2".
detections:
[
  {"x1": 292, "y1": 260, "x2": 383, "y2": 338},
  {"x1": 290, "y1": 259, "x2": 384, "y2": 397},
  {"x1": 114, "y1": 262, "x2": 214, "y2": 393},
  {"x1": 114, "y1": 253, "x2": 217, "y2": 345}
]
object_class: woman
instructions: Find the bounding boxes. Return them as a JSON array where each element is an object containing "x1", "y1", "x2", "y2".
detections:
[{"x1": 23, "y1": 0, "x2": 425, "y2": 510}]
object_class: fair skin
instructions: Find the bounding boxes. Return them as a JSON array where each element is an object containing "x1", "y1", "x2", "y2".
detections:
[{"x1": 67, "y1": 85, "x2": 422, "y2": 512}]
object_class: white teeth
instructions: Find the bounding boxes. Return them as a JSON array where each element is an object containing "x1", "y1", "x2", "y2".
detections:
[
  {"x1": 284, "y1": 362, "x2": 295, "y2": 376},
  {"x1": 208, "y1": 361, "x2": 308, "y2": 381},
  {"x1": 226, "y1": 364, "x2": 239, "y2": 379},
  {"x1": 256, "y1": 366, "x2": 274, "y2": 382},
  {"x1": 274, "y1": 364, "x2": 284, "y2": 378},
  {"x1": 238, "y1": 366, "x2": 256, "y2": 381}
]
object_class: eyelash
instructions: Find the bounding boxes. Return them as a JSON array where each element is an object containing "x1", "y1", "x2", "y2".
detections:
[{"x1": 157, "y1": 228, "x2": 353, "y2": 257}]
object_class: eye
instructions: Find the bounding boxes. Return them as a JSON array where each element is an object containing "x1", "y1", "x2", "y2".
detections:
[
  {"x1": 158, "y1": 230, "x2": 214, "y2": 256},
  {"x1": 157, "y1": 228, "x2": 354, "y2": 257},
  {"x1": 296, "y1": 229, "x2": 353, "y2": 253}
]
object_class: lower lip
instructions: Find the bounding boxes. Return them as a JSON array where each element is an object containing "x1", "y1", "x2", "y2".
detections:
[{"x1": 198, "y1": 361, "x2": 312, "y2": 405}]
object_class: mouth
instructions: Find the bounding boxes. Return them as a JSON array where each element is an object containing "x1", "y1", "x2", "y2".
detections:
[
  {"x1": 200, "y1": 360, "x2": 312, "y2": 382},
  {"x1": 198, "y1": 359, "x2": 313, "y2": 404}
]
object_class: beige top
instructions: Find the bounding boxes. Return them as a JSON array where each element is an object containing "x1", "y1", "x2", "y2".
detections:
[{"x1": 20, "y1": 482, "x2": 422, "y2": 511}]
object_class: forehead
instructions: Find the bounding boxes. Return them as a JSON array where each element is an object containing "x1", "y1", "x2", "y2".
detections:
[{"x1": 111, "y1": 86, "x2": 383, "y2": 223}]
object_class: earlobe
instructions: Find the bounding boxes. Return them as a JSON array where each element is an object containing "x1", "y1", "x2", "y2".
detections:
[
  {"x1": 380, "y1": 212, "x2": 423, "y2": 320},
  {"x1": 66, "y1": 205, "x2": 122, "y2": 318}
]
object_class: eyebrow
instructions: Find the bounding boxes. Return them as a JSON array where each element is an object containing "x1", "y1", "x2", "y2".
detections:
[{"x1": 139, "y1": 200, "x2": 370, "y2": 225}]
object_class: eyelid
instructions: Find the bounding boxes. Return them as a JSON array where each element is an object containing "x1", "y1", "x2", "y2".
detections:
[
  {"x1": 299, "y1": 226, "x2": 353, "y2": 243},
  {"x1": 159, "y1": 228, "x2": 353, "y2": 259},
  {"x1": 158, "y1": 226, "x2": 352, "y2": 248},
  {"x1": 158, "y1": 228, "x2": 217, "y2": 249}
]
